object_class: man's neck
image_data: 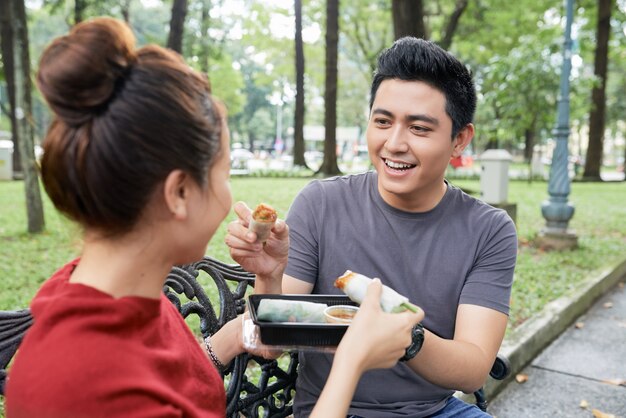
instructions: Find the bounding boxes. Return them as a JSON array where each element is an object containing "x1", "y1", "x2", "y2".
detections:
[{"x1": 377, "y1": 179, "x2": 448, "y2": 213}]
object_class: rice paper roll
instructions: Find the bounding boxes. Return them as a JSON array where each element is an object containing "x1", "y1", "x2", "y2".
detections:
[
  {"x1": 249, "y1": 203, "x2": 278, "y2": 243},
  {"x1": 256, "y1": 299, "x2": 328, "y2": 323},
  {"x1": 334, "y1": 270, "x2": 410, "y2": 313}
]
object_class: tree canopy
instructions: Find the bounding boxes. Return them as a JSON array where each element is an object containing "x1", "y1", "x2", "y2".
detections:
[{"x1": 1, "y1": 0, "x2": 625, "y2": 170}]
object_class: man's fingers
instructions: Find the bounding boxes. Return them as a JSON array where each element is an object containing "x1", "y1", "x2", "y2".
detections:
[
  {"x1": 271, "y1": 219, "x2": 289, "y2": 238},
  {"x1": 233, "y1": 201, "x2": 252, "y2": 224},
  {"x1": 229, "y1": 247, "x2": 265, "y2": 260},
  {"x1": 227, "y1": 206, "x2": 258, "y2": 243},
  {"x1": 225, "y1": 232, "x2": 262, "y2": 252}
]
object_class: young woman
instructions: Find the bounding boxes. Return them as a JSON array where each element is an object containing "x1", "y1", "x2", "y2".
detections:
[{"x1": 5, "y1": 17, "x2": 422, "y2": 418}]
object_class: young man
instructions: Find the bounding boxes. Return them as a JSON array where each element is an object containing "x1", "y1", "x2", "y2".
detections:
[{"x1": 227, "y1": 37, "x2": 517, "y2": 417}]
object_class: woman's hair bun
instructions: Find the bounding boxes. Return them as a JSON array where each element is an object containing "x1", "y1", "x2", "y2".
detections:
[{"x1": 37, "y1": 17, "x2": 137, "y2": 125}]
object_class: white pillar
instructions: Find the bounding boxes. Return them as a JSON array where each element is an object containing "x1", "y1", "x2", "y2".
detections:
[{"x1": 480, "y1": 149, "x2": 512, "y2": 204}]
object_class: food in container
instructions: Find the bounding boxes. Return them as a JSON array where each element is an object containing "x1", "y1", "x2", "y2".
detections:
[
  {"x1": 248, "y1": 295, "x2": 357, "y2": 346},
  {"x1": 323, "y1": 305, "x2": 359, "y2": 324},
  {"x1": 256, "y1": 298, "x2": 327, "y2": 323}
]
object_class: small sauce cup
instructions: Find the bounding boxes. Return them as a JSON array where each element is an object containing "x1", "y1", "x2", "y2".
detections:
[{"x1": 324, "y1": 305, "x2": 359, "y2": 324}]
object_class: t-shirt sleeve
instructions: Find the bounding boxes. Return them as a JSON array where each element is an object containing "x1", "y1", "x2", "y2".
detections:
[
  {"x1": 459, "y1": 210, "x2": 518, "y2": 315},
  {"x1": 284, "y1": 181, "x2": 322, "y2": 285}
]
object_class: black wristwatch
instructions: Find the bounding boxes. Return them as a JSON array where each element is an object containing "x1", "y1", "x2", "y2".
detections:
[{"x1": 400, "y1": 323, "x2": 425, "y2": 362}]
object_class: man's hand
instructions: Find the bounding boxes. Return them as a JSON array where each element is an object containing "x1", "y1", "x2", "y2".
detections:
[{"x1": 225, "y1": 201, "x2": 289, "y2": 290}]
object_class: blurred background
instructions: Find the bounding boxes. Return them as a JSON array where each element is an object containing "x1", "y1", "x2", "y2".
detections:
[{"x1": 1, "y1": 0, "x2": 625, "y2": 185}]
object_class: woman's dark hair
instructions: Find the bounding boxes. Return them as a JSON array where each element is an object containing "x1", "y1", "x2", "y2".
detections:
[
  {"x1": 369, "y1": 37, "x2": 476, "y2": 139},
  {"x1": 37, "y1": 17, "x2": 222, "y2": 235}
]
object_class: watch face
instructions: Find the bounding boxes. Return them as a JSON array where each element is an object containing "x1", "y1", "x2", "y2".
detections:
[
  {"x1": 413, "y1": 324, "x2": 425, "y2": 351},
  {"x1": 415, "y1": 328, "x2": 424, "y2": 348}
]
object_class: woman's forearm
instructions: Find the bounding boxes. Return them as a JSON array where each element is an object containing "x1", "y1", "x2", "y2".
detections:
[
  {"x1": 205, "y1": 316, "x2": 244, "y2": 366},
  {"x1": 310, "y1": 355, "x2": 363, "y2": 418}
]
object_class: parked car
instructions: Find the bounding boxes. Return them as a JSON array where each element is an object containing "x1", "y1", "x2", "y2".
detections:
[
  {"x1": 231, "y1": 146, "x2": 254, "y2": 170},
  {"x1": 304, "y1": 151, "x2": 324, "y2": 169},
  {"x1": 449, "y1": 153, "x2": 474, "y2": 169}
]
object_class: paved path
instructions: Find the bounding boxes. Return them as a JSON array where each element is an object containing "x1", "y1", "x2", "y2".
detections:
[{"x1": 489, "y1": 282, "x2": 626, "y2": 417}]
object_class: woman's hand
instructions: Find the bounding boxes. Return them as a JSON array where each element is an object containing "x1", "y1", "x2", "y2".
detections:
[
  {"x1": 310, "y1": 279, "x2": 425, "y2": 418},
  {"x1": 336, "y1": 279, "x2": 425, "y2": 373},
  {"x1": 209, "y1": 313, "x2": 283, "y2": 367},
  {"x1": 225, "y1": 201, "x2": 289, "y2": 291}
]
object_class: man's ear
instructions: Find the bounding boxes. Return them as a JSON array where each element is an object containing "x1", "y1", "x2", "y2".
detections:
[
  {"x1": 452, "y1": 123, "x2": 474, "y2": 158},
  {"x1": 163, "y1": 170, "x2": 189, "y2": 220}
]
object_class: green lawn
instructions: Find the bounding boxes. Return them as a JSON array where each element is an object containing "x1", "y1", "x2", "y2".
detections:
[
  {"x1": 452, "y1": 178, "x2": 626, "y2": 328},
  {"x1": 1, "y1": 176, "x2": 625, "y2": 332}
]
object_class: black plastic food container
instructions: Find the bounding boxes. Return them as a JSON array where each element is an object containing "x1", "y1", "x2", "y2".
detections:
[{"x1": 248, "y1": 294, "x2": 358, "y2": 346}]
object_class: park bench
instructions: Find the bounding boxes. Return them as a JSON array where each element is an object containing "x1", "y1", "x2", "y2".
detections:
[{"x1": 0, "y1": 256, "x2": 509, "y2": 417}]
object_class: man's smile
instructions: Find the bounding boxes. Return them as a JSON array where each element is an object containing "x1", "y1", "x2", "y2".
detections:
[{"x1": 382, "y1": 158, "x2": 417, "y2": 171}]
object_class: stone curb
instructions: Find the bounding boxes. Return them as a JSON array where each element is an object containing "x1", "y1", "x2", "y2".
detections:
[{"x1": 458, "y1": 257, "x2": 626, "y2": 405}]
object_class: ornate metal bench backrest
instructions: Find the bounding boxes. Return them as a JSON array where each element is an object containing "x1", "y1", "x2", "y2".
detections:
[
  {"x1": 0, "y1": 309, "x2": 33, "y2": 394},
  {"x1": 164, "y1": 256, "x2": 299, "y2": 418},
  {"x1": 0, "y1": 256, "x2": 299, "y2": 418}
]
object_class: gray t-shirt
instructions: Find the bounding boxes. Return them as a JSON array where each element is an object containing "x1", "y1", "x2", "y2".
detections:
[{"x1": 285, "y1": 171, "x2": 517, "y2": 418}]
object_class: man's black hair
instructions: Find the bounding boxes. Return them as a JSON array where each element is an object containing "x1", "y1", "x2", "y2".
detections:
[{"x1": 369, "y1": 37, "x2": 476, "y2": 139}]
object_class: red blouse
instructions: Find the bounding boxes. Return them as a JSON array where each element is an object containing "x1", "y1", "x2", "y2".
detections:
[{"x1": 6, "y1": 259, "x2": 226, "y2": 418}]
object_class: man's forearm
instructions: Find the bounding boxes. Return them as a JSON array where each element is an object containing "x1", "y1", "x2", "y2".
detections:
[
  {"x1": 252, "y1": 273, "x2": 283, "y2": 294},
  {"x1": 406, "y1": 330, "x2": 494, "y2": 393}
]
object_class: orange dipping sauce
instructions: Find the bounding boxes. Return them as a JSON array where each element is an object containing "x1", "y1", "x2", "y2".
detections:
[{"x1": 324, "y1": 305, "x2": 359, "y2": 324}]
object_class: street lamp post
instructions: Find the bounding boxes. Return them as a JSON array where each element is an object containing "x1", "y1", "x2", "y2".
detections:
[{"x1": 539, "y1": 0, "x2": 578, "y2": 250}]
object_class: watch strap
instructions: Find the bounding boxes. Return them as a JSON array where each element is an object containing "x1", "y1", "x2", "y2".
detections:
[{"x1": 400, "y1": 323, "x2": 424, "y2": 362}]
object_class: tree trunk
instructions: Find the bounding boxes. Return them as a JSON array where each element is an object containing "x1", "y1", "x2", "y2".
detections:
[
  {"x1": 318, "y1": 0, "x2": 341, "y2": 176},
  {"x1": 392, "y1": 0, "x2": 427, "y2": 40},
  {"x1": 167, "y1": 0, "x2": 188, "y2": 54},
  {"x1": 523, "y1": 116, "x2": 537, "y2": 163},
  {"x1": 10, "y1": 0, "x2": 45, "y2": 233},
  {"x1": 293, "y1": 0, "x2": 308, "y2": 168},
  {"x1": 439, "y1": 0, "x2": 469, "y2": 50},
  {"x1": 200, "y1": 0, "x2": 211, "y2": 74},
  {"x1": 0, "y1": 87, "x2": 11, "y2": 120},
  {"x1": 74, "y1": 0, "x2": 86, "y2": 24},
  {"x1": 121, "y1": 0, "x2": 131, "y2": 23},
  {"x1": 0, "y1": 1, "x2": 21, "y2": 174},
  {"x1": 583, "y1": 0, "x2": 612, "y2": 181},
  {"x1": 524, "y1": 128, "x2": 534, "y2": 163},
  {"x1": 623, "y1": 143, "x2": 626, "y2": 182},
  {"x1": 247, "y1": 130, "x2": 255, "y2": 153},
  {"x1": 485, "y1": 138, "x2": 498, "y2": 150}
]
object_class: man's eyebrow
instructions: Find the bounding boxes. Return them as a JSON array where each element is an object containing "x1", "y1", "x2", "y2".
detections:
[
  {"x1": 371, "y1": 108, "x2": 439, "y2": 126},
  {"x1": 371, "y1": 108, "x2": 393, "y2": 118},
  {"x1": 406, "y1": 114, "x2": 439, "y2": 126}
]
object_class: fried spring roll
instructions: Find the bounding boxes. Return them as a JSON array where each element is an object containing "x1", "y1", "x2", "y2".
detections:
[
  {"x1": 334, "y1": 270, "x2": 411, "y2": 313},
  {"x1": 249, "y1": 203, "x2": 278, "y2": 243}
]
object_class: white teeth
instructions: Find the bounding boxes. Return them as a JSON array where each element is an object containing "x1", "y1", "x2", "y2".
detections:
[{"x1": 385, "y1": 159, "x2": 413, "y2": 169}]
